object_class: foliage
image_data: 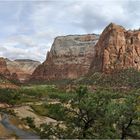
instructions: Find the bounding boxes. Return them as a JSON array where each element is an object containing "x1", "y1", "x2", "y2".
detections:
[
  {"x1": 17, "y1": 85, "x2": 57, "y2": 103},
  {"x1": 76, "y1": 68, "x2": 140, "y2": 88},
  {"x1": 23, "y1": 117, "x2": 35, "y2": 129},
  {"x1": 39, "y1": 86, "x2": 140, "y2": 139},
  {"x1": 18, "y1": 85, "x2": 75, "y2": 103},
  {"x1": 0, "y1": 89, "x2": 20, "y2": 105},
  {"x1": 1, "y1": 69, "x2": 140, "y2": 139},
  {"x1": 31, "y1": 103, "x2": 66, "y2": 121},
  {"x1": 47, "y1": 92, "x2": 75, "y2": 102},
  {"x1": 31, "y1": 104, "x2": 48, "y2": 116},
  {"x1": 106, "y1": 93, "x2": 140, "y2": 139},
  {"x1": 29, "y1": 79, "x2": 73, "y2": 86}
]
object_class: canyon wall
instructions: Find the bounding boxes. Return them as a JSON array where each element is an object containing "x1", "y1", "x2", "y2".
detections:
[
  {"x1": 31, "y1": 23, "x2": 140, "y2": 82},
  {"x1": 31, "y1": 34, "x2": 99, "y2": 81},
  {"x1": 0, "y1": 57, "x2": 11, "y2": 78},
  {"x1": 90, "y1": 23, "x2": 140, "y2": 73}
]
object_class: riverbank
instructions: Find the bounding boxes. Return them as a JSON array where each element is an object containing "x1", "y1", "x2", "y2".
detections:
[{"x1": 0, "y1": 112, "x2": 40, "y2": 139}]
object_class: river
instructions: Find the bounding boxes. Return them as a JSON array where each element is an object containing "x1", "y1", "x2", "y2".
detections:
[{"x1": 0, "y1": 113, "x2": 40, "y2": 139}]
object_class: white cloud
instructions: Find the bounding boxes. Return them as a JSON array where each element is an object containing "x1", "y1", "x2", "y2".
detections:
[
  {"x1": 0, "y1": 36, "x2": 50, "y2": 62},
  {"x1": 0, "y1": 0, "x2": 140, "y2": 62}
]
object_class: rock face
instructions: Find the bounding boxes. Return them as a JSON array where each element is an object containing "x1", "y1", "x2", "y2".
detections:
[
  {"x1": 31, "y1": 34, "x2": 99, "y2": 81},
  {"x1": 0, "y1": 57, "x2": 11, "y2": 78},
  {"x1": 6, "y1": 59, "x2": 40, "y2": 82},
  {"x1": 90, "y1": 23, "x2": 140, "y2": 73},
  {"x1": 0, "y1": 57, "x2": 19, "y2": 88},
  {"x1": 31, "y1": 23, "x2": 140, "y2": 82}
]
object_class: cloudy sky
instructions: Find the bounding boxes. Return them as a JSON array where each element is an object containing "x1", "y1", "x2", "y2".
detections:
[{"x1": 0, "y1": 0, "x2": 139, "y2": 62}]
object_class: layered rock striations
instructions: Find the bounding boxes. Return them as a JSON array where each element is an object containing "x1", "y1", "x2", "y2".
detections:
[
  {"x1": 0, "y1": 57, "x2": 19, "y2": 87},
  {"x1": 6, "y1": 59, "x2": 40, "y2": 82},
  {"x1": 90, "y1": 23, "x2": 140, "y2": 73},
  {"x1": 31, "y1": 34, "x2": 99, "y2": 81},
  {"x1": 31, "y1": 23, "x2": 140, "y2": 82}
]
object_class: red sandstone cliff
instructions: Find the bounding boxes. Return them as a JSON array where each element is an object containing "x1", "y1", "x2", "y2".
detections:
[
  {"x1": 0, "y1": 57, "x2": 19, "y2": 88},
  {"x1": 31, "y1": 23, "x2": 140, "y2": 82},
  {"x1": 90, "y1": 23, "x2": 140, "y2": 73},
  {"x1": 0, "y1": 57, "x2": 11, "y2": 78}
]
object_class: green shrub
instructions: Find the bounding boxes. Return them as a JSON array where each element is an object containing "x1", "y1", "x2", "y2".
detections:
[
  {"x1": 39, "y1": 86, "x2": 140, "y2": 139},
  {"x1": 76, "y1": 68, "x2": 140, "y2": 88},
  {"x1": 31, "y1": 103, "x2": 66, "y2": 121},
  {"x1": 0, "y1": 89, "x2": 20, "y2": 105},
  {"x1": 23, "y1": 117, "x2": 35, "y2": 129}
]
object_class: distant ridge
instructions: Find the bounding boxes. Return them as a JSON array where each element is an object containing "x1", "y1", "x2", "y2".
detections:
[
  {"x1": 14, "y1": 59, "x2": 40, "y2": 63},
  {"x1": 6, "y1": 59, "x2": 40, "y2": 82}
]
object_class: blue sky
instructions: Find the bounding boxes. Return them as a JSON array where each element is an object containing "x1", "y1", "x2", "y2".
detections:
[{"x1": 0, "y1": 0, "x2": 140, "y2": 62}]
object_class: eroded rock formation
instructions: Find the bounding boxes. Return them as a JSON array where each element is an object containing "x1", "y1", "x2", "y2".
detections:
[
  {"x1": 31, "y1": 34, "x2": 99, "y2": 81},
  {"x1": 0, "y1": 57, "x2": 19, "y2": 87},
  {"x1": 31, "y1": 23, "x2": 140, "y2": 82},
  {"x1": 0, "y1": 57, "x2": 11, "y2": 78},
  {"x1": 6, "y1": 59, "x2": 40, "y2": 82},
  {"x1": 90, "y1": 23, "x2": 140, "y2": 73}
]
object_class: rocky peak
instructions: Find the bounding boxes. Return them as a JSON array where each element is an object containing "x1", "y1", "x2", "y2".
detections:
[
  {"x1": 105, "y1": 22, "x2": 125, "y2": 31},
  {"x1": 90, "y1": 23, "x2": 140, "y2": 73}
]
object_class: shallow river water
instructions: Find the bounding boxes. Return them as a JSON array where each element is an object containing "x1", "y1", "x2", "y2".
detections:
[{"x1": 0, "y1": 113, "x2": 40, "y2": 139}]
